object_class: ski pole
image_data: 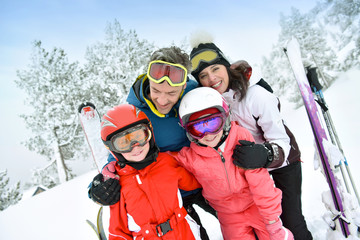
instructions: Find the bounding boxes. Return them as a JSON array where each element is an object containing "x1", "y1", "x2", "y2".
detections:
[
  {"x1": 306, "y1": 65, "x2": 360, "y2": 204},
  {"x1": 306, "y1": 68, "x2": 351, "y2": 193},
  {"x1": 314, "y1": 88, "x2": 351, "y2": 192},
  {"x1": 315, "y1": 88, "x2": 360, "y2": 204}
]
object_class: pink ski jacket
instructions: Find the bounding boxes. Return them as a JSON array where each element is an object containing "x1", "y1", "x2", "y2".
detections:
[{"x1": 176, "y1": 122, "x2": 282, "y2": 223}]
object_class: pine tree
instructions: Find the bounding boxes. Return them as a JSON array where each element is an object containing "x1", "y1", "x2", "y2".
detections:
[
  {"x1": 314, "y1": 0, "x2": 360, "y2": 70},
  {"x1": 15, "y1": 20, "x2": 157, "y2": 187},
  {"x1": 82, "y1": 19, "x2": 155, "y2": 113},
  {"x1": 15, "y1": 41, "x2": 83, "y2": 183},
  {"x1": 29, "y1": 164, "x2": 58, "y2": 189},
  {"x1": 261, "y1": 7, "x2": 341, "y2": 106},
  {"x1": 0, "y1": 170, "x2": 22, "y2": 211}
]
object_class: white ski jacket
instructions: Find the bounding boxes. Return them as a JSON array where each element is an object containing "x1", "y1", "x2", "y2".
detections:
[{"x1": 223, "y1": 75, "x2": 293, "y2": 170}]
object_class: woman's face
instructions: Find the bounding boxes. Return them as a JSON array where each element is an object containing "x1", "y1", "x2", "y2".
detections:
[{"x1": 198, "y1": 64, "x2": 229, "y2": 94}]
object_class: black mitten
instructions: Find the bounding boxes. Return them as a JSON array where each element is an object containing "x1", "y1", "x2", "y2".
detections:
[
  {"x1": 89, "y1": 173, "x2": 121, "y2": 206},
  {"x1": 232, "y1": 140, "x2": 273, "y2": 169}
]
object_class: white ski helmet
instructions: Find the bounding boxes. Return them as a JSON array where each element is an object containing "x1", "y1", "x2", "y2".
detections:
[{"x1": 179, "y1": 87, "x2": 230, "y2": 138}]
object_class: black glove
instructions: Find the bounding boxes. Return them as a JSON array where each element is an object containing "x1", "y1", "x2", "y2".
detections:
[
  {"x1": 89, "y1": 173, "x2": 121, "y2": 206},
  {"x1": 232, "y1": 140, "x2": 273, "y2": 169}
]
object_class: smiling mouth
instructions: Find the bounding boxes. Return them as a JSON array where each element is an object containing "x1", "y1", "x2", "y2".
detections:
[
  {"x1": 211, "y1": 81, "x2": 221, "y2": 88},
  {"x1": 132, "y1": 150, "x2": 143, "y2": 156},
  {"x1": 156, "y1": 102, "x2": 170, "y2": 109},
  {"x1": 204, "y1": 135, "x2": 217, "y2": 142}
]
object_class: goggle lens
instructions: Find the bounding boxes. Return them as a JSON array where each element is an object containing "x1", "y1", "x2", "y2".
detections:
[
  {"x1": 110, "y1": 124, "x2": 151, "y2": 153},
  {"x1": 191, "y1": 50, "x2": 219, "y2": 72},
  {"x1": 147, "y1": 61, "x2": 187, "y2": 86},
  {"x1": 185, "y1": 113, "x2": 226, "y2": 139}
]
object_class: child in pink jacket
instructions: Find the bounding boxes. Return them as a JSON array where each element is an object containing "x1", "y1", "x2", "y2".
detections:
[{"x1": 175, "y1": 87, "x2": 294, "y2": 240}]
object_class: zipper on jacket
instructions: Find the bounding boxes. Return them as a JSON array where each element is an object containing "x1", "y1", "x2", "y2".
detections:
[{"x1": 218, "y1": 151, "x2": 231, "y2": 191}]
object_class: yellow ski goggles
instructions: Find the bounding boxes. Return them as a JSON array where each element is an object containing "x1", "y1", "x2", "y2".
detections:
[
  {"x1": 147, "y1": 60, "x2": 187, "y2": 87},
  {"x1": 191, "y1": 49, "x2": 221, "y2": 73}
]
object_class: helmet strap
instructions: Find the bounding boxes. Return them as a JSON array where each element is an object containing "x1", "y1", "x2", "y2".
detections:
[
  {"x1": 223, "y1": 115, "x2": 231, "y2": 134},
  {"x1": 214, "y1": 123, "x2": 230, "y2": 149}
]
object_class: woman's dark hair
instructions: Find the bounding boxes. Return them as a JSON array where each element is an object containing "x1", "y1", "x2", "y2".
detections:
[{"x1": 227, "y1": 67, "x2": 249, "y2": 101}]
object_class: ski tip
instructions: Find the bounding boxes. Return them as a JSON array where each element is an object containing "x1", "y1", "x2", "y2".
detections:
[
  {"x1": 284, "y1": 37, "x2": 300, "y2": 54},
  {"x1": 286, "y1": 37, "x2": 300, "y2": 50},
  {"x1": 78, "y1": 102, "x2": 96, "y2": 113}
]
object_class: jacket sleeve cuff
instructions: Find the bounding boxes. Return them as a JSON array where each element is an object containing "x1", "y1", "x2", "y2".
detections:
[{"x1": 266, "y1": 143, "x2": 285, "y2": 168}]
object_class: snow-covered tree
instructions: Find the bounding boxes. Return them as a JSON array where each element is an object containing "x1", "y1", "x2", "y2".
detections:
[
  {"x1": 27, "y1": 163, "x2": 58, "y2": 189},
  {"x1": 83, "y1": 19, "x2": 155, "y2": 113},
  {"x1": 15, "y1": 21, "x2": 158, "y2": 187},
  {"x1": 261, "y1": 7, "x2": 340, "y2": 106},
  {"x1": 15, "y1": 40, "x2": 84, "y2": 183},
  {"x1": 313, "y1": 0, "x2": 360, "y2": 70},
  {"x1": 0, "y1": 170, "x2": 22, "y2": 211}
]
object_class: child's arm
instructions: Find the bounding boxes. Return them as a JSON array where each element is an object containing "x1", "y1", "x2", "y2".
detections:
[
  {"x1": 265, "y1": 218, "x2": 294, "y2": 240},
  {"x1": 244, "y1": 168, "x2": 282, "y2": 223},
  {"x1": 166, "y1": 153, "x2": 201, "y2": 191},
  {"x1": 246, "y1": 171, "x2": 294, "y2": 239},
  {"x1": 177, "y1": 165, "x2": 202, "y2": 191},
  {"x1": 238, "y1": 129, "x2": 282, "y2": 220},
  {"x1": 108, "y1": 192, "x2": 133, "y2": 240},
  {"x1": 236, "y1": 123, "x2": 294, "y2": 239}
]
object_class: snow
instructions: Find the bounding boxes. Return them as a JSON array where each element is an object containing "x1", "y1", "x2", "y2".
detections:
[
  {"x1": 20, "y1": 185, "x2": 48, "y2": 202},
  {"x1": 0, "y1": 69, "x2": 359, "y2": 239}
]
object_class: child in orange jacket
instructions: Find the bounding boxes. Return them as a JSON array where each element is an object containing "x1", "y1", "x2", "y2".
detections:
[{"x1": 100, "y1": 104, "x2": 202, "y2": 240}]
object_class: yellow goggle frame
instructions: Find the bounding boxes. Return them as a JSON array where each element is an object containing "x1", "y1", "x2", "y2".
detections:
[
  {"x1": 147, "y1": 60, "x2": 187, "y2": 87},
  {"x1": 191, "y1": 50, "x2": 220, "y2": 72}
]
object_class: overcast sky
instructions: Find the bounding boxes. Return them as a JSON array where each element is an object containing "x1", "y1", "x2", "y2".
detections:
[{"x1": 0, "y1": 0, "x2": 318, "y2": 185}]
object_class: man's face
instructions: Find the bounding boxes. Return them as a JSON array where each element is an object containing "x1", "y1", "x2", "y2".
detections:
[{"x1": 148, "y1": 80, "x2": 185, "y2": 115}]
